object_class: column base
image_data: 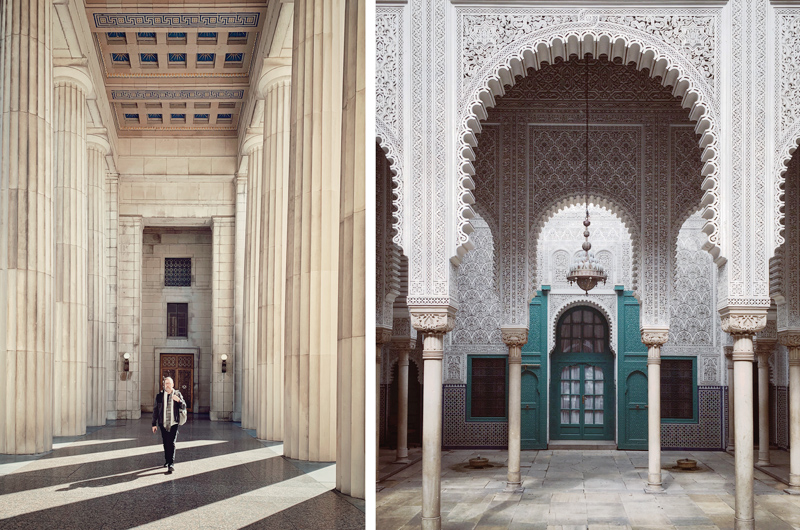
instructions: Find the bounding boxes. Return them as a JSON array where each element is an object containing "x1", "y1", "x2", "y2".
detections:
[
  {"x1": 784, "y1": 486, "x2": 800, "y2": 495},
  {"x1": 755, "y1": 460, "x2": 772, "y2": 467},
  {"x1": 644, "y1": 483, "x2": 665, "y2": 494},
  {"x1": 394, "y1": 457, "x2": 410, "y2": 464},
  {"x1": 503, "y1": 482, "x2": 524, "y2": 493},
  {"x1": 421, "y1": 516, "x2": 441, "y2": 530},
  {"x1": 734, "y1": 516, "x2": 754, "y2": 530},
  {"x1": 727, "y1": 445, "x2": 735, "y2": 453}
]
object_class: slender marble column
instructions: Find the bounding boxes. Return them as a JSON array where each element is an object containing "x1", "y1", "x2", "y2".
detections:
[
  {"x1": 86, "y1": 133, "x2": 110, "y2": 427},
  {"x1": 502, "y1": 326, "x2": 528, "y2": 492},
  {"x1": 755, "y1": 340, "x2": 774, "y2": 466},
  {"x1": 376, "y1": 327, "x2": 391, "y2": 478},
  {"x1": 241, "y1": 132, "x2": 263, "y2": 430},
  {"x1": 283, "y1": 0, "x2": 345, "y2": 462},
  {"x1": 336, "y1": 0, "x2": 366, "y2": 495},
  {"x1": 0, "y1": 0, "x2": 55, "y2": 454},
  {"x1": 779, "y1": 333, "x2": 800, "y2": 494},
  {"x1": 410, "y1": 306, "x2": 456, "y2": 530},
  {"x1": 257, "y1": 60, "x2": 291, "y2": 442},
  {"x1": 642, "y1": 328, "x2": 668, "y2": 493},
  {"x1": 53, "y1": 65, "x2": 92, "y2": 437},
  {"x1": 725, "y1": 346, "x2": 735, "y2": 452},
  {"x1": 394, "y1": 347, "x2": 411, "y2": 463}
]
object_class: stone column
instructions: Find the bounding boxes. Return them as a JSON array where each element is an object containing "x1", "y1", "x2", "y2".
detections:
[
  {"x1": 376, "y1": 327, "x2": 392, "y2": 477},
  {"x1": 256, "y1": 59, "x2": 291, "y2": 442},
  {"x1": 105, "y1": 173, "x2": 119, "y2": 420},
  {"x1": 117, "y1": 216, "x2": 143, "y2": 419},
  {"x1": 779, "y1": 332, "x2": 800, "y2": 494},
  {"x1": 642, "y1": 328, "x2": 669, "y2": 493},
  {"x1": 0, "y1": 0, "x2": 54, "y2": 454},
  {"x1": 241, "y1": 132, "x2": 263, "y2": 430},
  {"x1": 410, "y1": 306, "x2": 456, "y2": 530},
  {"x1": 233, "y1": 172, "x2": 247, "y2": 423},
  {"x1": 395, "y1": 346, "x2": 411, "y2": 463},
  {"x1": 755, "y1": 339, "x2": 774, "y2": 467},
  {"x1": 52, "y1": 64, "x2": 92, "y2": 437},
  {"x1": 336, "y1": 0, "x2": 365, "y2": 496},
  {"x1": 283, "y1": 0, "x2": 345, "y2": 463},
  {"x1": 725, "y1": 346, "x2": 735, "y2": 452},
  {"x1": 502, "y1": 326, "x2": 528, "y2": 492},
  {"x1": 211, "y1": 217, "x2": 236, "y2": 421},
  {"x1": 86, "y1": 132, "x2": 110, "y2": 427},
  {"x1": 722, "y1": 310, "x2": 766, "y2": 530}
]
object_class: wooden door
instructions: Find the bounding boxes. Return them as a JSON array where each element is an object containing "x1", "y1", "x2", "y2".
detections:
[{"x1": 160, "y1": 354, "x2": 194, "y2": 411}]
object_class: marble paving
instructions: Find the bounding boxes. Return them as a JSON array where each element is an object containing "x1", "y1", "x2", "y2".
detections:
[
  {"x1": 377, "y1": 449, "x2": 800, "y2": 530},
  {"x1": 0, "y1": 419, "x2": 365, "y2": 530}
]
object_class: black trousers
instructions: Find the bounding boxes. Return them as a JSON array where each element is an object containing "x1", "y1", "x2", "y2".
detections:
[{"x1": 160, "y1": 424, "x2": 179, "y2": 465}]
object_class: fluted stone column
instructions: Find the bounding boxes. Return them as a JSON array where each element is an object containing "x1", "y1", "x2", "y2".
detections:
[
  {"x1": 0, "y1": 0, "x2": 55, "y2": 454},
  {"x1": 86, "y1": 133, "x2": 110, "y2": 427},
  {"x1": 779, "y1": 332, "x2": 800, "y2": 494},
  {"x1": 53, "y1": 64, "x2": 92, "y2": 437},
  {"x1": 283, "y1": 0, "x2": 345, "y2": 462},
  {"x1": 642, "y1": 328, "x2": 668, "y2": 493},
  {"x1": 336, "y1": 0, "x2": 365, "y2": 495},
  {"x1": 105, "y1": 173, "x2": 119, "y2": 420},
  {"x1": 410, "y1": 306, "x2": 456, "y2": 530},
  {"x1": 755, "y1": 339, "x2": 774, "y2": 467},
  {"x1": 233, "y1": 172, "x2": 247, "y2": 423},
  {"x1": 502, "y1": 326, "x2": 528, "y2": 492},
  {"x1": 241, "y1": 132, "x2": 263, "y2": 430},
  {"x1": 116, "y1": 216, "x2": 143, "y2": 419},
  {"x1": 725, "y1": 346, "x2": 735, "y2": 452},
  {"x1": 722, "y1": 310, "x2": 766, "y2": 530},
  {"x1": 256, "y1": 59, "x2": 291, "y2": 442}
]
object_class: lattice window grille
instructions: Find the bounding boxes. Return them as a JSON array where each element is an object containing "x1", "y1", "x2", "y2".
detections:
[{"x1": 165, "y1": 258, "x2": 192, "y2": 287}]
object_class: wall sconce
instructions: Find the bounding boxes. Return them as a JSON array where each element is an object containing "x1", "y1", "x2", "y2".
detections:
[
  {"x1": 221, "y1": 354, "x2": 227, "y2": 373},
  {"x1": 123, "y1": 352, "x2": 130, "y2": 372}
]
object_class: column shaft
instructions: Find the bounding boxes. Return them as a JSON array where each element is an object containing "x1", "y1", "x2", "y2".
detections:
[
  {"x1": 211, "y1": 217, "x2": 235, "y2": 420},
  {"x1": 105, "y1": 175, "x2": 119, "y2": 419},
  {"x1": 647, "y1": 352, "x2": 662, "y2": 491},
  {"x1": 788, "y1": 348, "x2": 800, "y2": 493},
  {"x1": 257, "y1": 66, "x2": 291, "y2": 442},
  {"x1": 732, "y1": 335, "x2": 755, "y2": 529},
  {"x1": 726, "y1": 347, "x2": 735, "y2": 452},
  {"x1": 0, "y1": 0, "x2": 55, "y2": 454},
  {"x1": 116, "y1": 217, "x2": 142, "y2": 419},
  {"x1": 507, "y1": 347, "x2": 521, "y2": 489},
  {"x1": 53, "y1": 80, "x2": 88, "y2": 437},
  {"x1": 756, "y1": 349, "x2": 772, "y2": 466},
  {"x1": 421, "y1": 333, "x2": 444, "y2": 530},
  {"x1": 233, "y1": 174, "x2": 247, "y2": 423},
  {"x1": 283, "y1": 0, "x2": 345, "y2": 462},
  {"x1": 396, "y1": 349, "x2": 410, "y2": 463},
  {"x1": 87, "y1": 141, "x2": 108, "y2": 427}
]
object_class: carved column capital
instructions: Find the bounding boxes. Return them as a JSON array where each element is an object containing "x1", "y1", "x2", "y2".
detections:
[
  {"x1": 778, "y1": 331, "x2": 800, "y2": 364},
  {"x1": 640, "y1": 328, "x2": 669, "y2": 348},
  {"x1": 377, "y1": 326, "x2": 393, "y2": 345},
  {"x1": 501, "y1": 326, "x2": 528, "y2": 347},
  {"x1": 754, "y1": 338, "x2": 776, "y2": 358},
  {"x1": 724, "y1": 345, "x2": 734, "y2": 359},
  {"x1": 719, "y1": 307, "x2": 767, "y2": 337},
  {"x1": 409, "y1": 304, "x2": 457, "y2": 334}
]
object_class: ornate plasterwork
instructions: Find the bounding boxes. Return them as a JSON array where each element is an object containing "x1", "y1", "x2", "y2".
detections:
[
  {"x1": 641, "y1": 329, "x2": 669, "y2": 348},
  {"x1": 452, "y1": 8, "x2": 723, "y2": 265},
  {"x1": 775, "y1": 152, "x2": 800, "y2": 329},
  {"x1": 376, "y1": 6, "x2": 405, "y2": 251},
  {"x1": 377, "y1": 144, "x2": 401, "y2": 330}
]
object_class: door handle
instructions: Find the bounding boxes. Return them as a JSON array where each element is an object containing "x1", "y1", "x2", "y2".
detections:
[{"x1": 525, "y1": 404, "x2": 529, "y2": 410}]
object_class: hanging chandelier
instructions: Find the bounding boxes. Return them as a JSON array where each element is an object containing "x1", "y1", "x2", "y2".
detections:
[{"x1": 566, "y1": 54, "x2": 607, "y2": 295}]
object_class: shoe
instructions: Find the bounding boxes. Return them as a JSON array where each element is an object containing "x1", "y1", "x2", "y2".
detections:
[
  {"x1": 163, "y1": 462, "x2": 169, "y2": 468},
  {"x1": 167, "y1": 465, "x2": 174, "y2": 474}
]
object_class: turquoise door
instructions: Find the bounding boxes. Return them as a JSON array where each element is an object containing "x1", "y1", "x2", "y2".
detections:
[
  {"x1": 521, "y1": 369, "x2": 541, "y2": 448},
  {"x1": 550, "y1": 307, "x2": 615, "y2": 440}
]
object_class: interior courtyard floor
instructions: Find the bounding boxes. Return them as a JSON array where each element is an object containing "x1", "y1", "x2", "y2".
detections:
[
  {"x1": 377, "y1": 448, "x2": 800, "y2": 530},
  {"x1": 0, "y1": 418, "x2": 365, "y2": 530}
]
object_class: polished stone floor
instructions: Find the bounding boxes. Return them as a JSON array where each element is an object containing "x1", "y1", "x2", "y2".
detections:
[
  {"x1": 377, "y1": 448, "x2": 800, "y2": 529},
  {"x1": 0, "y1": 419, "x2": 365, "y2": 529}
]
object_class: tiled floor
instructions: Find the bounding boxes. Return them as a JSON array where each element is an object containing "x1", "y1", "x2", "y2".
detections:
[
  {"x1": 0, "y1": 419, "x2": 365, "y2": 530},
  {"x1": 377, "y1": 448, "x2": 800, "y2": 529}
]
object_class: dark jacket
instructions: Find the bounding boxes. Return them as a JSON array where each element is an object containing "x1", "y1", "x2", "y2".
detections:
[{"x1": 152, "y1": 390, "x2": 187, "y2": 427}]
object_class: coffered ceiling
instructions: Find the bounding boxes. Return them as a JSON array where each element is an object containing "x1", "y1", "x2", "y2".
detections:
[{"x1": 83, "y1": 1, "x2": 272, "y2": 137}]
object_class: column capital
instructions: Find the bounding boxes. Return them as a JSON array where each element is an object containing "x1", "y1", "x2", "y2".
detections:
[
  {"x1": 778, "y1": 330, "x2": 800, "y2": 348},
  {"x1": 409, "y1": 304, "x2": 457, "y2": 334},
  {"x1": 241, "y1": 128, "x2": 264, "y2": 156},
  {"x1": 53, "y1": 61, "x2": 94, "y2": 97},
  {"x1": 87, "y1": 131, "x2": 111, "y2": 156},
  {"x1": 724, "y1": 345, "x2": 734, "y2": 359},
  {"x1": 641, "y1": 327, "x2": 669, "y2": 347},
  {"x1": 377, "y1": 326, "x2": 393, "y2": 345},
  {"x1": 754, "y1": 338, "x2": 776, "y2": 358},
  {"x1": 390, "y1": 336, "x2": 416, "y2": 351},
  {"x1": 501, "y1": 326, "x2": 528, "y2": 348},
  {"x1": 257, "y1": 58, "x2": 292, "y2": 97},
  {"x1": 719, "y1": 306, "x2": 767, "y2": 337}
]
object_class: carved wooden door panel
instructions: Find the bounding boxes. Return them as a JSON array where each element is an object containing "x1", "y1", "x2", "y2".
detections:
[{"x1": 160, "y1": 354, "x2": 194, "y2": 411}]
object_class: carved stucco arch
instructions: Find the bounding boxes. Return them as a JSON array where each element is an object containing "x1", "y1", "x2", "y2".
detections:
[
  {"x1": 377, "y1": 140, "x2": 402, "y2": 330},
  {"x1": 455, "y1": 28, "x2": 721, "y2": 267},
  {"x1": 377, "y1": 129, "x2": 405, "y2": 253},
  {"x1": 549, "y1": 298, "x2": 617, "y2": 358},
  {"x1": 531, "y1": 194, "x2": 639, "y2": 300},
  {"x1": 774, "y1": 131, "x2": 800, "y2": 249},
  {"x1": 383, "y1": 353, "x2": 424, "y2": 386}
]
